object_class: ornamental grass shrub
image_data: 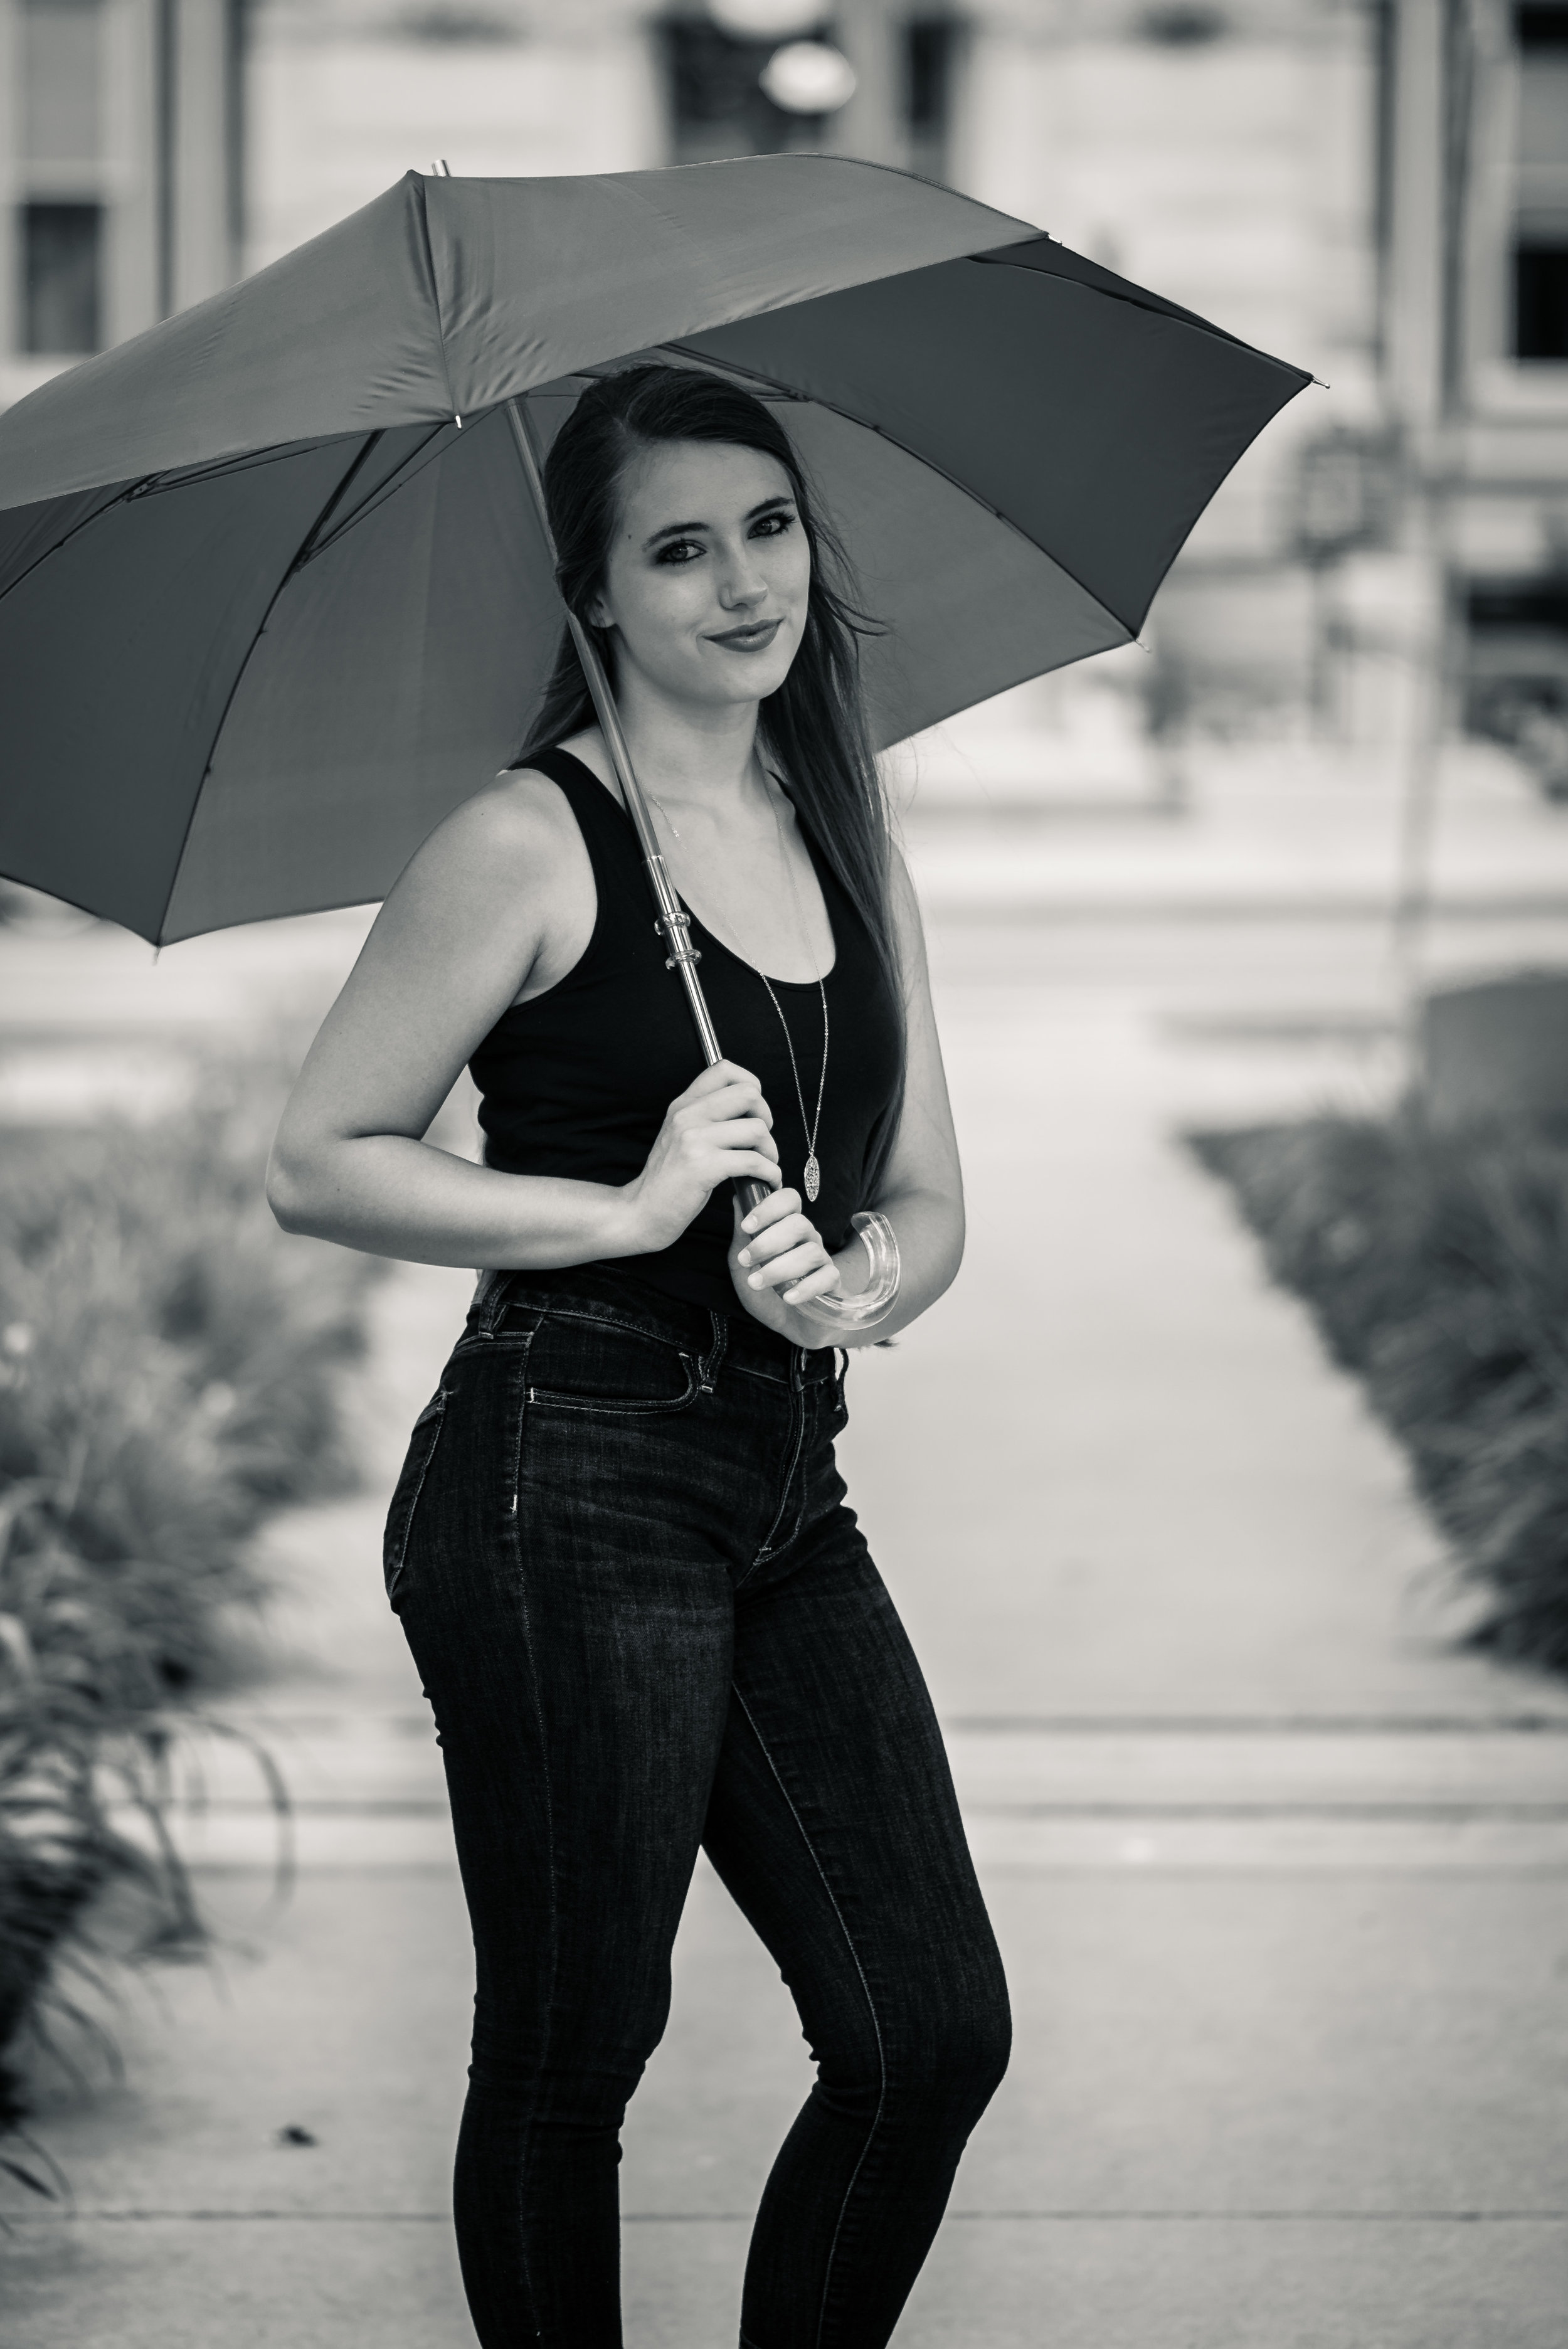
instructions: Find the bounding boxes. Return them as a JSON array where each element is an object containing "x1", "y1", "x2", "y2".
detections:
[
  {"x1": 1189, "y1": 1110, "x2": 1568, "y2": 1676},
  {"x1": 0, "y1": 1066, "x2": 379, "y2": 2182}
]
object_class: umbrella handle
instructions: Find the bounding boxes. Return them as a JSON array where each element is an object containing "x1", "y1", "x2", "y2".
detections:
[
  {"x1": 733, "y1": 1180, "x2": 900, "y2": 1326},
  {"x1": 504, "y1": 396, "x2": 899, "y2": 1334}
]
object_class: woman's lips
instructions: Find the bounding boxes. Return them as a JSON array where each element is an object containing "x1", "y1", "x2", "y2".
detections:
[{"x1": 706, "y1": 617, "x2": 782, "y2": 650}]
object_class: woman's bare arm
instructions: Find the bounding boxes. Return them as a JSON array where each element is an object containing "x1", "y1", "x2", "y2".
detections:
[
  {"x1": 854, "y1": 849, "x2": 966, "y2": 1334},
  {"x1": 267, "y1": 774, "x2": 780, "y2": 1268}
]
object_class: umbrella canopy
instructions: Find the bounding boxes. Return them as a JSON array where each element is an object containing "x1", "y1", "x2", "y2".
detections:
[{"x1": 0, "y1": 156, "x2": 1310, "y2": 945}]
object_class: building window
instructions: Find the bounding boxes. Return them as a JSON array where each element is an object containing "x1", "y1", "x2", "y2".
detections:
[
  {"x1": 904, "y1": 17, "x2": 959, "y2": 182},
  {"x1": 1515, "y1": 245, "x2": 1568, "y2": 356},
  {"x1": 16, "y1": 0, "x2": 106, "y2": 356},
  {"x1": 1513, "y1": 4, "x2": 1568, "y2": 358},
  {"x1": 23, "y1": 201, "x2": 103, "y2": 353}
]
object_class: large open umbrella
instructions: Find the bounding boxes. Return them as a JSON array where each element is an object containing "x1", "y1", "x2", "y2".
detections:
[
  {"x1": 0, "y1": 154, "x2": 1309, "y2": 952},
  {"x1": 0, "y1": 154, "x2": 1310, "y2": 1323}
]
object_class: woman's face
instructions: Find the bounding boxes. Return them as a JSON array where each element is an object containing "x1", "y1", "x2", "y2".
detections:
[{"x1": 588, "y1": 438, "x2": 810, "y2": 714}]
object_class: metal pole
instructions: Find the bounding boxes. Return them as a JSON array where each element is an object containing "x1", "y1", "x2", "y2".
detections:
[
  {"x1": 502, "y1": 393, "x2": 770, "y2": 1217},
  {"x1": 1389, "y1": 458, "x2": 1448, "y2": 1033}
]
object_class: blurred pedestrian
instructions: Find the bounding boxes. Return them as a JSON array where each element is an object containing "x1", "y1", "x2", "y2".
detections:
[{"x1": 267, "y1": 364, "x2": 1009, "y2": 2348}]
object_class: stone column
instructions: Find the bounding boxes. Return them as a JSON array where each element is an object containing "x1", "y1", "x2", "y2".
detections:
[
  {"x1": 171, "y1": 0, "x2": 236, "y2": 306},
  {"x1": 1383, "y1": 0, "x2": 1447, "y2": 430},
  {"x1": 832, "y1": 0, "x2": 906, "y2": 169}
]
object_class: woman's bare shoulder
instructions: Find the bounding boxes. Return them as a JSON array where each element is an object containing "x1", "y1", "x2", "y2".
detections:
[
  {"x1": 435, "y1": 765, "x2": 580, "y2": 857},
  {"x1": 392, "y1": 765, "x2": 585, "y2": 906}
]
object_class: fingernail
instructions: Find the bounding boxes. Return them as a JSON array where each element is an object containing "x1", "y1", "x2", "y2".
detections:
[
  {"x1": 741, "y1": 1214, "x2": 756, "y2": 1232},
  {"x1": 737, "y1": 1248, "x2": 751, "y2": 1266},
  {"x1": 748, "y1": 1272, "x2": 764, "y2": 1288}
]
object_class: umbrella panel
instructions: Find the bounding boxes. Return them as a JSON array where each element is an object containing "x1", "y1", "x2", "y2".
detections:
[
  {"x1": 162, "y1": 407, "x2": 552, "y2": 941},
  {"x1": 0, "y1": 213, "x2": 1309, "y2": 942},
  {"x1": 0, "y1": 438, "x2": 354, "y2": 940},
  {"x1": 0, "y1": 156, "x2": 1311, "y2": 945},
  {"x1": 156, "y1": 390, "x2": 1132, "y2": 942},
  {"x1": 687, "y1": 247, "x2": 1303, "y2": 634}
]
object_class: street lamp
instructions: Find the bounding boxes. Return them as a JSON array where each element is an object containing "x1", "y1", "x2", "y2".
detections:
[{"x1": 760, "y1": 40, "x2": 858, "y2": 114}]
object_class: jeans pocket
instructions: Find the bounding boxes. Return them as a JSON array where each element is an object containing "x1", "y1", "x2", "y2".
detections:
[
  {"x1": 522, "y1": 1306, "x2": 701, "y2": 1416},
  {"x1": 383, "y1": 1387, "x2": 448, "y2": 1608}
]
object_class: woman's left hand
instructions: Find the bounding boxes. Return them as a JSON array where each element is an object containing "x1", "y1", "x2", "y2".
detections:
[{"x1": 729, "y1": 1187, "x2": 844, "y2": 1332}]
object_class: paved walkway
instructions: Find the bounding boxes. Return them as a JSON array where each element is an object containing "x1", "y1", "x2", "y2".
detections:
[
  {"x1": 899, "y1": 734, "x2": 1568, "y2": 920},
  {"x1": 6, "y1": 898, "x2": 1568, "y2": 2345}
]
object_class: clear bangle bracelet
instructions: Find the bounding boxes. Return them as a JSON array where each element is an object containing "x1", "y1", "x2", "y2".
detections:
[{"x1": 795, "y1": 1211, "x2": 901, "y2": 1332}]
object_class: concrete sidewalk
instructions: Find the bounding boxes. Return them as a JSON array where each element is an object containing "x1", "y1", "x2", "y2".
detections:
[
  {"x1": 6, "y1": 928, "x2": 1568, "y2": 2346},
  {"x1": 899, "y1": 735, "x2": 1568, "y2": 921}
]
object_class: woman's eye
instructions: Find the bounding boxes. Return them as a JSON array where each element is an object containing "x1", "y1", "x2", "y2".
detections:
[
  {"x1": 752, "y1": 512, "x2": 795, "y2": 538},
  {"x1": 655, "y1": 539, "x2": 704, "y2": 565}
]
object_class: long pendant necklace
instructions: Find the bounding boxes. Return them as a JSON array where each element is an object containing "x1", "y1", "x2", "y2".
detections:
[
  {"x1": 759, "y1": 970, "x2": 829, "y2": 1203},
  {"x1": 758, "y1": 777, "x2": 829, "y2": 1205},
  {"x1": 648, "y1": 771, "x2": 829, "y2": 1204}
]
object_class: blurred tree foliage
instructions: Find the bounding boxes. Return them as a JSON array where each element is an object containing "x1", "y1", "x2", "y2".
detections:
[{"x1": 0, "y1": 1066, "x2": 381, "y2": 2187}]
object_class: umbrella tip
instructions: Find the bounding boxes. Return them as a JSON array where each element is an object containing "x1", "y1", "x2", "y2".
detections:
[{"x1": 432, "y1": 158, "x2": 452, "y2": 178}]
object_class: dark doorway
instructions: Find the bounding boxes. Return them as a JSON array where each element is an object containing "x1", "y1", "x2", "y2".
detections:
[{"x1": 661, "y1": 16, "x2": 830, "y2": 164}]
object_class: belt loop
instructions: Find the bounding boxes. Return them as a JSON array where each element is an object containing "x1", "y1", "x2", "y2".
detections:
[{"x1": 471, "y1": 1267, "x2": 516, "y2": 1339}]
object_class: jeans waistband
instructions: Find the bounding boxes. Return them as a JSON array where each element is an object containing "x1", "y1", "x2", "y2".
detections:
[{"x1": 466, "y1": 1263, "x2": 837, "y2": 1384}]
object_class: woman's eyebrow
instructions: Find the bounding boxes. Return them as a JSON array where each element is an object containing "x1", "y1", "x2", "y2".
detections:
[
  {"x1": 642, "y1": 496, "x2": 795, "y2": 552},
  {"x1": 644, "y1": 518, "x2": 707, "y2": 549}
]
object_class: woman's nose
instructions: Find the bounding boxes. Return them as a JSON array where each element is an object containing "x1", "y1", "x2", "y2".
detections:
[{"x1": 716, "y1": 548, "x2": 768, "y2": 608}]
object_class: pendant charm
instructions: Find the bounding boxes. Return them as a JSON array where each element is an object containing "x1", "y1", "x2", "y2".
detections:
[{"x1": 804, "y1": 1153, "x2": 821, "y2": 1204}]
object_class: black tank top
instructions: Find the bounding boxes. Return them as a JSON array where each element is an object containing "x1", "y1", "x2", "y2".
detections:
[{"x1": 469, "y1": 746, "x2": 903, "y2": 1317}]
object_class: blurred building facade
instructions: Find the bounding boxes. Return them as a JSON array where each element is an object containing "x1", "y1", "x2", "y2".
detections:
[
  {"x1": 0, "y1": 0, "x2": 239, "y2": 408},
  {"x1": 2, "y1": 0, "x2": 1567, "y2": 762},
  {"x1": 1391, "y1": 0, "x2": 1568, "y2": 784},
  {"x1": 243, "y1": 0, "x2": 660, "y2": 273}
]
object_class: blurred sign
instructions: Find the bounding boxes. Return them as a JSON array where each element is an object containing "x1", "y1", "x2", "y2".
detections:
[{"x1": 1289, "y1": 426, "x2": 1404, "y2": 564}]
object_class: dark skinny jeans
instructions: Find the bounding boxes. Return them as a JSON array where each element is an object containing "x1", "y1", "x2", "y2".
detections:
[{"x1": 383, "y1": 1264, "x2": 1010, "y2": 2348}]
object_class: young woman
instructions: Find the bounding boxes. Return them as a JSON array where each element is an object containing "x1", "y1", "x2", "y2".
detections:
[{"x1": 267, "y1": 365, "x2": 1010, "y2": 2349}]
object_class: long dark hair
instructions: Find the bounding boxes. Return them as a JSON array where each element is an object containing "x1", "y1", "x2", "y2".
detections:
[{"x1": 515, "y1": 362, "x2": 906, "y2": 1194}]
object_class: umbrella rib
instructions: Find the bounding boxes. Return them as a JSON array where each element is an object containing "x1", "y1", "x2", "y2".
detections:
[
  {"x1": 410, "y1": 171, "x2": 462, "y2": 424},
  {"x1": 132, "y1": 437, "x2": 354, "y2": 496},
  {"x1": 970, "y1": 248, "x2": 1313, "y2": 378},
  {"x1": 0, "y1": 437, "x2": 373, "y2": 615},
  {"x1": 291, "y1": 425, "x2": 452, "y2": 573},
  {"x1": 153, "y1": 435, "x2": 387, "y2": 946},
  {"x1": 0, "y1": 481, "x2": 144, "y2": 612},
  {"x1": 286, "y1": 430, "x2": 386, "y2": 573}
]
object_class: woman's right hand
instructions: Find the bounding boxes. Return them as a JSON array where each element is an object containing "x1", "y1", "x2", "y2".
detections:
[{"x1": 621, "y1": 1061, "x2": 780, "y2": 1254}]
